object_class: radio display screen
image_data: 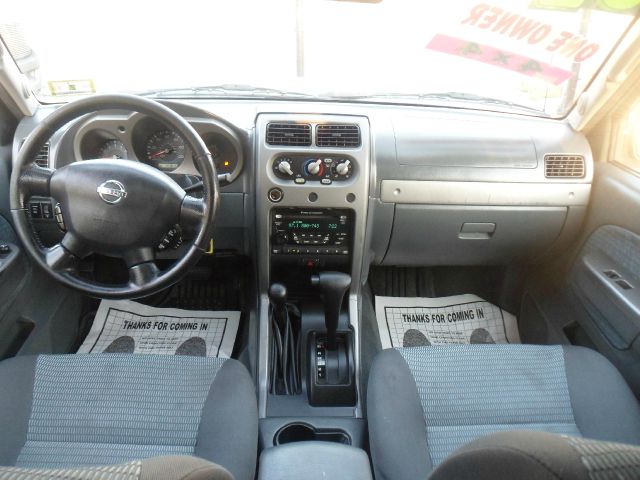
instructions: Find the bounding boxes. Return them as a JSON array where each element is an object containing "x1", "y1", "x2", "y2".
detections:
[{"x1": 286, "y1": 218, "x2": 339, "y2": 231}]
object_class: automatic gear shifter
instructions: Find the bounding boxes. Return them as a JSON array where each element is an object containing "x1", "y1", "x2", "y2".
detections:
[
  {"x1": 310, "y1": 271, "x2": 351, "y2": 350},
  {"x1": 308, "y1": 271, "x2": 356, "y2": 406}
]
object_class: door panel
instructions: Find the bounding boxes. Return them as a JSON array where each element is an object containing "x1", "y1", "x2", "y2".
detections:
[
  {"x1": 568, "y1": 161, "x2": 640, "y2": 393},
  {"x1": 571, "y1": 225, "x2": 640, "y2": 349},
  {"x1": 0, "y1": 105, "x2": 82, "y2": 358}
]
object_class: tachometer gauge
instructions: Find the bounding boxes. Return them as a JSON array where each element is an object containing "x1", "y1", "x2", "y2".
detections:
[
  {"x1": 206, "y1": 141, "x2": 237, "y2": 175},
  {"x1": 97, "y1": 139, "x2": 128, "y2": 159},
  {"x1": 145, "y1": 130, "x2": 185, "y2": 172}
]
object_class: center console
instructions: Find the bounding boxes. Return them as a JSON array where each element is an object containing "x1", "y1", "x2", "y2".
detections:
[
  {"x1": 255, "y1": 113, "x2": 371, "y2": 450},
  {"x1": 258, "y1": 441, "x2": 372, "y2": 480}
]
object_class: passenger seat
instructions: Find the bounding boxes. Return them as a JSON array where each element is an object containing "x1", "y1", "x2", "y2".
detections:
[{"x1": 366, "y1": 344, "x2": 640, "y2": 480}]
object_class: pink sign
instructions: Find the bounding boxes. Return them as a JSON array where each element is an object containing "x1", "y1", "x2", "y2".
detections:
[{"x1": 426, "y1": 33, "x2": 573, "y2": 85}]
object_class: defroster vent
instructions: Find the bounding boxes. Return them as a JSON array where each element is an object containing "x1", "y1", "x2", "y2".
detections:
[
  {"x1": 266, "y1": 123, "x2": 311, "y2": 147},
  {"x1": 544, "y1": 154, "x2": 585, "y2": 178},
  {"x1": 316, "y1": 124, "x2": 361, "y2": 148}
]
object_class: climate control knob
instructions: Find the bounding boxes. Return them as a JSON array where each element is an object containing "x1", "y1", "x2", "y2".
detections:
[
  {"x1": 335, "y1": 160, "x2": 351, "y2": 176},
  {"x1": 278, "y1": 160, "x2": 294, "y2": 177},
  {"x1": 333, "y1": 159, "x2": 353, "y2": 178},
  {"x1": 305, "y1": 159, "x2": 324, "y2": 177}
]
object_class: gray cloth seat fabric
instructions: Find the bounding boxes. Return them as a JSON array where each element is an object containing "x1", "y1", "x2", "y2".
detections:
[
  {"x1": 0, "y1": 354, "x2": 258, "y2": 480},
  {"x1": 367, "y1": 344, "x2": 640, "y2": 480},
  {"x1": 430, "y1": 430, "x2": 640, "y2": 480},
  {"x1": 0, "y1": 455, "x2": 233, "y2": 480}
]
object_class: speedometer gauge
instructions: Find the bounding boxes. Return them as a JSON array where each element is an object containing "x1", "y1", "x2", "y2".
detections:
[{"x1": 144, "y1": 130, "x2": 185, "y2": 172}]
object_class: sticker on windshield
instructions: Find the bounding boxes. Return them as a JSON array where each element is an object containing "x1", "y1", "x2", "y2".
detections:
[
  {"x1": 426, "y1": 2, "x2": 608, "y2": 86},
  {"x1": 427, "y1": 34, "x2": 572, "y2": 85},
  {"x1": 48, "y1": 79, "x2": 96, "y2": 96},
  {"x1": 461, "y1": 3, "x2": 601, "y2": 63}
]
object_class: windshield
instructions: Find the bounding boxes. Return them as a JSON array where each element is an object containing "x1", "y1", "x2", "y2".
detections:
[{"x1": 1, "y1": 0, "x2": 638, "y2": 117}]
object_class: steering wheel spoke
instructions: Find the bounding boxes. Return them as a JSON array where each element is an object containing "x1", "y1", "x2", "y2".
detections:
[
  {"x1": 20, "y1": 164, "x2": 53, "y2": 198},
  {"x1": 180, "y1": 195, "x2": 205, "y2": 235},
  {"x1": 125, "y1": 247, "x2": 160, "y2": 287},
  {"x1": 128, "y1": 262, "x2": 160, "y2": 287},
  {"x1": 44, "y1": 243, "x2": 79, "y2": 273}
]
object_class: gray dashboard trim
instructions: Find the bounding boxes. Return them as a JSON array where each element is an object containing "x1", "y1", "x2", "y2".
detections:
[{"x1": 380, "y1": 180, "x2": 591, "y2": 206}]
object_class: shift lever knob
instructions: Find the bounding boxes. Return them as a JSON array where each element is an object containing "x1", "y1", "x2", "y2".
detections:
[
  {"x1": 269, "y1": 283, "x2": 287, "y2": 308},
  {"x1": 269, "y1": 283, "x2": 288, "y2": 330},
  {"x1": 311, "y1": 272, "x2": 351, "y2": 350}
]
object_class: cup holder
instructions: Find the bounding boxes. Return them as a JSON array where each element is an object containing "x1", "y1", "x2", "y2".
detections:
[{"x1": 274, "y1": 422, "x2": 351, "y2": 446}]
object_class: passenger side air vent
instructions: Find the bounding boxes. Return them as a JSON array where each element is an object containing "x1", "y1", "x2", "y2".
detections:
[
  {"x1": 20, "y1": 139, "x2": 50, "y2": 168},
  {"x1": 266, "y1": 122, "x2": 311, "y2": 147},
  {"x1": 544, "y1": 154, "x2": 585, "y2": 178},
  {"x1": 316, "y1": 124, "x2": 361, "y2": 148}
]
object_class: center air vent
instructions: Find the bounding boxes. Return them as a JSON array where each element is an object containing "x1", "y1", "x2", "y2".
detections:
[
  {"x1": 266, "y1": 123, "x2": 311, "y2": 147},
  {"x1": 20, "y1": 139, "x2": 50, "y2": 168},
  {"x1": 316, "y1": 124, "x2": 361, "y2": 148},
  {"x1": 544, "y1": 154, "x2": 585, "y2": 178}
]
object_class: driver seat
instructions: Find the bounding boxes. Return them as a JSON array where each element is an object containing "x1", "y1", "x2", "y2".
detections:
[{"x1": 0, "y1": 353, "x2": 258, "y2": 480}]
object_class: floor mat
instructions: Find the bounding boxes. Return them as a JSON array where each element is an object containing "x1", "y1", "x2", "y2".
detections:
[
  {"x1": 375, "y1": 294, "x2": 520, "y2": 348},
  {"x1": 78, "y1": 300, "x2": 240, "y2": 357}
]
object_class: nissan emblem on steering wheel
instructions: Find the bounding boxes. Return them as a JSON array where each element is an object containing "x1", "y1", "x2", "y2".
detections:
[{"x1": 97, "y1": 180, "x2": 127, "y2": 204}]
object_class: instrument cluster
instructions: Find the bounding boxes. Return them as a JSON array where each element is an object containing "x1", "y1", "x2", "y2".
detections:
[{"x1": 73, "y1": 113, "x2": 242, "y2": 180}]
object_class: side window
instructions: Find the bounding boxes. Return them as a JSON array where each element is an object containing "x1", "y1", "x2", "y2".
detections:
[{"x1": 615, "y1": 100, "x2": 640, "y2": 174}]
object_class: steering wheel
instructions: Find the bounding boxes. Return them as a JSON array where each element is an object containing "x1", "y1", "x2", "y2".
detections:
[{"x1": 9, "y1": 94, "x2": 218, "y2": 299}]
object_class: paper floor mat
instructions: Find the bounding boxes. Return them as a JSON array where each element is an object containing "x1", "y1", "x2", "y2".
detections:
[
  {"x1": 78, "y1": 300, "x2": 240, "y2": 357},
  {"x1": 375, "y1": 294, "x2": 520, "y2": 349}
]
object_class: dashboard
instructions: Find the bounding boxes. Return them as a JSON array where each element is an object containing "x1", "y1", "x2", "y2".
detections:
[{"x1": 12, "y1": 98, "x2": 593, "y2": 267}]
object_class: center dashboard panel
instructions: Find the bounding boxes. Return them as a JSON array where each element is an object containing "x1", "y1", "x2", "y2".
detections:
[
  {"x1": 255, "y1": 113, "x2": 371, "y2": 418},
  {"x1": 256, "y1": 115, "x2": 370, "y2": 292}
]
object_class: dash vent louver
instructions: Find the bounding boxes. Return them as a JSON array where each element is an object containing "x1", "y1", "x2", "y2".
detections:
[
  {"x1": 266, "y1": 122, "x2": 312, "y2": 147},
  {"x1": 544, "y1": 154, "x2": 585, "y2": 178},
  {"x1": 316, "y1": 124, "x2": 361, "y2": 148},
  {"x1": 20, "y1": 139, "x2": 50, "y2": 168}
]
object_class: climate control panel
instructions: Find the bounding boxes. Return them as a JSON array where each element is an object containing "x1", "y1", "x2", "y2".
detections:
[{"x1": 272, "y1": 155, "x2": 354, "y2": 184}]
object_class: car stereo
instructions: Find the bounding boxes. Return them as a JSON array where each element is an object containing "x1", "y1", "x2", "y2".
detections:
[{"x1": 271, "y1": 208, "x2": 353, "y2": 267}]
